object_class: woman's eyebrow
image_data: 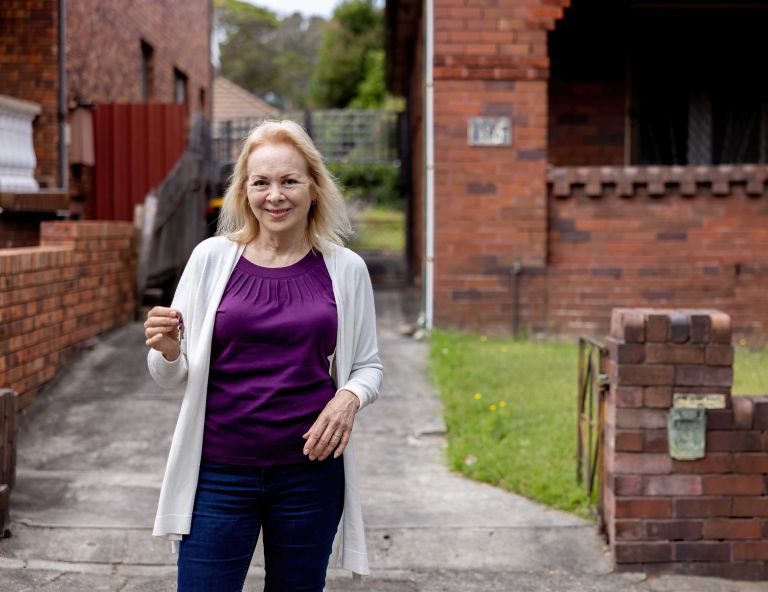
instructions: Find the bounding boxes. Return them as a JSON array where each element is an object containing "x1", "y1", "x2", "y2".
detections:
[{"x1": 247, "y1": 172, "x2": 303, "y2": 180}]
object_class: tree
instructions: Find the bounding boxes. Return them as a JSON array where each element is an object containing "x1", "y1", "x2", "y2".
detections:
[
  {"x1": 214, "y1": 1, "x2": 325, "y2": 110},
  {"x1": 348, "y1": 49, "x2": 386, "y2": 109},
  {"x1": 272, "y1": 14, "x2": 326, "y2": 109},
  {"x1": 309, "y1": 0, "x2": 384, "y2": 109},
  {"x1": 215, "y1": 1, "x2": 279, "y2": 98}
]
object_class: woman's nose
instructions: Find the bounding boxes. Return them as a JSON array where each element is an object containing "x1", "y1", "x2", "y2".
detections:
[{"x1": 267, "y1": 183, "x2": 282, "y2": 200}]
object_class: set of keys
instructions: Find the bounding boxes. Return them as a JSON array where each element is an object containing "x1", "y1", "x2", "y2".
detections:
[{"x1": 177, "y1": 312, "x2": 185, "y2": 343}]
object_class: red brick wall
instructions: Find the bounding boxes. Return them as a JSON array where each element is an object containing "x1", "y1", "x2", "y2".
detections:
[
  {"x1": 544, "y1": 167, "x2": 768, "y2": 345},
  {"x1": 432, "y1": 0, "x2": 571, "y2": 328},
  {"x1": 548, "y1": 81, "x2": 625, "y2": 166},
  {"x1": 546, "y1": 0, "x2": 627, "y2": 167},
  {"x1": 0, "y1": 0, "x2": 60, "y2": 187},
  {"x1": 417, "y1": 162, "x2": 768, "y2": 345},
  {"x1": 397, "y1": 1, "x2": 768, "y2": 343},
  {"x1": 0, "y1": 221, "x2": 137, "y2": 409},
  {"x1": 67, "y1": 0, "x2": 212, "y2": 119},
  {"x1": 604, "y1": 309, "x2": 768, "y2": 580},
  {"x1": 0, "y1": 1, "x2": 211, "y2": 191},
  {"x1": 0, "y1": 215, "x2": 54, "y2": 249}
]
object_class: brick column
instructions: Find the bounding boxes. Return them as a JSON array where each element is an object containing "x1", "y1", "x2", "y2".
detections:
[
  {"x1": 603, "y1": 308, "x2": 768, "y2": 580},
  {"x1": 432, "y1": 0, "x2": 570, "y2": 331}
]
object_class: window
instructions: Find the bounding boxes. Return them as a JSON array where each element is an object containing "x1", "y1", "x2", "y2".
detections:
[
  {"x1": 173, "y1": 68, "x2": 188, "y2": 106},
  {"x1": 630, "y1": 7, "x2": 768, "y2": 165},
  {"x1": 140, "y1": 40, "x2": 154, "y2": 102}
]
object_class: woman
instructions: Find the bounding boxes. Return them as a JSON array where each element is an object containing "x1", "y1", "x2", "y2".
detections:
[{"x1": 144, "y1": 120, "x2": 383, "y2": 591}]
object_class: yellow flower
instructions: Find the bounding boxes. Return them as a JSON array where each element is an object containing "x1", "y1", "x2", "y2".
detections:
[
  {"x1": 499, "y1": 400, "x2": 507, "y2": 408},
  {"x1": 738, "y1": 338, "x2": 747, "y2": 347},
  {"x1": 480, "y1": 335, "x2": 487, "y2": 342},
  {"x1": 500, "y1": 346, "x2": 508, "y2": 353},
  {"x1": 473, "y1": 393, "x2": 482, "y2": 400},
  {"x1": 489, "y1": 404, "x2": 497, "y2": 411}
]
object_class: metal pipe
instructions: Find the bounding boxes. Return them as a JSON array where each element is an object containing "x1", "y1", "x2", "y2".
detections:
[
  {"x1": 58, "y1": 0, "x2": 67, "y2": 190},
  {"x1": 424, "y1": 0, "x2": 435, "y2": 331},
  {"x1": 510, "y1": 258, "x2": 522, "y2": 336}
]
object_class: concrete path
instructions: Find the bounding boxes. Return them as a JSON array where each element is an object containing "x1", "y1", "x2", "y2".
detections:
[{"x1": 0, "y1": 287, "x2": 762, "y2": 591}]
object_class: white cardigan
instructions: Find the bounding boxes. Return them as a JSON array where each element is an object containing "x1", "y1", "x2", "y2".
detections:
[{"x1": 147, "y1": 235, "x2": 383, "y2": 578}]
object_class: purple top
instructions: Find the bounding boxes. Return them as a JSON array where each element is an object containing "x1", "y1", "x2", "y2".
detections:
[{"x1": 201, "y1": 248, "x2": 338, "y2": 466}]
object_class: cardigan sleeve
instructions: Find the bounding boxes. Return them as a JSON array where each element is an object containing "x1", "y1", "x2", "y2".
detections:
[
  {"x1": 146, "y1": 246, "x2": 198, "y2": 389},
  {"x1": 335, "y1": 257, "x2": 383, "y2": 411}
]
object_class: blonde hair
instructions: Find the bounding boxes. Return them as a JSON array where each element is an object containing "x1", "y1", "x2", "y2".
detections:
[{"x1": 216, "y1": 119, "x2": 352, "y2": 250}]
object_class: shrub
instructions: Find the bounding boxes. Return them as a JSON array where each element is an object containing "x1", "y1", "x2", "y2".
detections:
[{"x1": 328, "y1": 162, "x2": 401, "y2": 209}]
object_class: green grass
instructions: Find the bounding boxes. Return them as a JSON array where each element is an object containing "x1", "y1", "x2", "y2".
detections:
[
  {"x1": 733, "y1": 345, "x2": 768, "y2": 395},
  {"x1": 429, "y1": 330, "x2": 768, "y2": 520},
  {"x1": 349, "y1": 206, "x2": 404, "y2": 251},
  {"x1": 428, "y1": 330, "x2": 591, "y2": 518}
]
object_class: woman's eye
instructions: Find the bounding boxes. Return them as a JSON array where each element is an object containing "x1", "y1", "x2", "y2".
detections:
[{"x1": 284, "y1": 179, "x2": 297, "y2": 185}]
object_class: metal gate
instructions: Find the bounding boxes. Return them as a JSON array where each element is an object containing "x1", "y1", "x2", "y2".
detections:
[
  {"x1": 214, "y1": 109, "x2": 401, "y2": 165},
  {"x1": 577, "y1": 336, "x2": 609, "y2": 529},
  {"x1": 93, "y1": 103, "x2": 186, "y2": 221}
]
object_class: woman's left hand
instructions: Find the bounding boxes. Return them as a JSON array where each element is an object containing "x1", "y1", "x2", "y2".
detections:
[{"x1": 302, "y1": 389, "x2": 360, "y2": 461}]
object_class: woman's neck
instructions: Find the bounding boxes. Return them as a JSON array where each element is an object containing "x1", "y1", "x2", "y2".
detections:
[{"x1": 247, "y1": 231, "x2": 310, "y2": 265}]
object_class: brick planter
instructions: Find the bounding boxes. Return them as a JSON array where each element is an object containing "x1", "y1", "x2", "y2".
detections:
[{"x1": 604, "y1": 308, "x2": 768, "y2": 580}]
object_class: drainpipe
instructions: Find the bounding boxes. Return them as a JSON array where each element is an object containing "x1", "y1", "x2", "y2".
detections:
[
  {"x1": 58, "y1": 0, "x2": 67, "y2": 190},
  {"x1": 424, "y1": 0, "x2": 435, "y2": 331},
  {"x1": 511, "y1": 257, "x2": 522, "y2": 336}
]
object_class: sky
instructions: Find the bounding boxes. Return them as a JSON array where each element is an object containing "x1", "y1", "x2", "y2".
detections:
[{"x1": 244, "y1": 0, "x2": 383, "y2": 19}]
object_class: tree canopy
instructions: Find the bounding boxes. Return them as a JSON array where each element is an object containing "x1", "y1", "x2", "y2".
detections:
[
  {"x1": 214, "y1": 0, "x2": 325, "y2": 109},
  {"x1": 215, "y1": 0, "x2": 392, "y2": 111},
  {"x1": 310, "y1": 0, "x2": 385, "y2": 109}
]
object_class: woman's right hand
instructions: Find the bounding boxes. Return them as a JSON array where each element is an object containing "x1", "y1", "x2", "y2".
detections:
[{"x1": 144, "y1": 306, "x2": 182, "y2": 362}]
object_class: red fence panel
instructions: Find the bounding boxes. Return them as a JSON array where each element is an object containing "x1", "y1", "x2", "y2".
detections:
[{"x1": 93, "y1": 103, "x2": 186, "y2": 221}]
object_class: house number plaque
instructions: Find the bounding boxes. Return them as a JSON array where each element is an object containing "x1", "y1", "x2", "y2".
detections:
[{"x1": 468, "y1": 117, "x2": 511, "y2": 146}]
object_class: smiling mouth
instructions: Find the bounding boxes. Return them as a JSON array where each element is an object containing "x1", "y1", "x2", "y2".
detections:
[{"x1": 266, "y1": 208, "x2": 291, "y2": 216}]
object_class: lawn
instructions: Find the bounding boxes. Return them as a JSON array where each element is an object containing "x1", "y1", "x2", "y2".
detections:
[
  {"x1": 348, "y1": 206, "x2": 404, "y2": 252},
  {"x1": 733, "y1": 343, "x2": 768, "y2": 395},
  {"x1": 428, "y1": 330, "x2": 768, "y2": 520}
]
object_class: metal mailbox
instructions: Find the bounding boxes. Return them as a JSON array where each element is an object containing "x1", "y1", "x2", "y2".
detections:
[
  {"x1": 668, "y1": 408, "x2": 707, "y2": 460},
  {"x1": 667, "y1": 393, "x2": 726, "y2": 461}
]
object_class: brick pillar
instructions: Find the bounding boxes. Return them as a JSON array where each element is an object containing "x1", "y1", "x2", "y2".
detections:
[
  {"x1": 602, "y1": 308, "x2": 768, "y2": 579},
  {"x1": 431, "y1": 0, "x2": 570, "y2": 332}
]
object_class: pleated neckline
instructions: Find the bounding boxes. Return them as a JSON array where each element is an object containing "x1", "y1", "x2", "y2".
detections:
[
  {"x1": 236, "y1": 248, "x2": 319, "y2": 279},
  {"x1": 223, "y1": 249, "x2": 334, "y2": 307}
]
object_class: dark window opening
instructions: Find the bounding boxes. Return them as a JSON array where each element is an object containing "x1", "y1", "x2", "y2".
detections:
[
  {"x1": 174, "y1": 67, "x2": 188, "y2": 107},
  {"x1": 140, "y1": 40, "x2": 154, "y2": 102},
  {"x1": 631, "y1": 7, "x2": 768, "y2": 165}
]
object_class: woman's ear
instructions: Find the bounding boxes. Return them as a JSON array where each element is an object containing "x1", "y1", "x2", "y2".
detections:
[{"x1": 309, "y1": 185, "x2": 319, "y2": 208}]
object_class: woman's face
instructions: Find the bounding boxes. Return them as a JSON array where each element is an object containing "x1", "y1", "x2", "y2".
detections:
[{"x1": 245, "y1": 142, "x2": 313, "y2": 239}]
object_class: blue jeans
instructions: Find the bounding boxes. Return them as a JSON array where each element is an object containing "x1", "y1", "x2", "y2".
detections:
[{"x1": 177, "y1": 455, "x2": 345, "y2": 592}]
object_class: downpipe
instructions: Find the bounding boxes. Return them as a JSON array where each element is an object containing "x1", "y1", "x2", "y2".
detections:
[{"x1": 423, "y1": 0, "x2": 435, "y2": 333}]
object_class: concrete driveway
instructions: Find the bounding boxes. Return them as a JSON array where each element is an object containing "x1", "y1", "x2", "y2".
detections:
[{"x1": 0, "y1": 287, "x2": 762, "y2": 591}]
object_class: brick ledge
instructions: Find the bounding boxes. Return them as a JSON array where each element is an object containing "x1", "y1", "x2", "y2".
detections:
[{"x1": 547, "y1": 165, "x2": 768, "y2": 198}]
